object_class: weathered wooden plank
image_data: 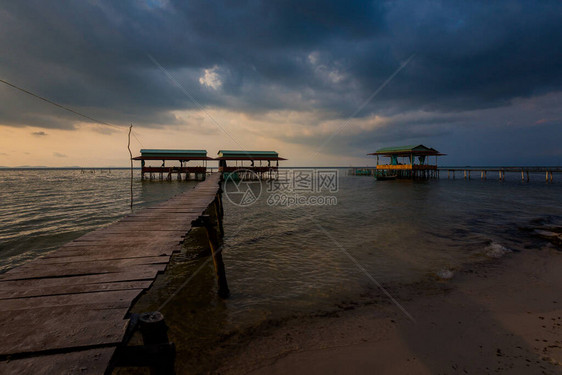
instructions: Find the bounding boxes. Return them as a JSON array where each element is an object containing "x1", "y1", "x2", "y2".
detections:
[
  {"x1": 101, "y1": 228, "x2": 191, "y2": 233},
  {"x1": 55, "y1": 242, "x2": 182, "y2": 253},
  {"x1": 29, "y1": 255, "x2": 170, "y2": 266},
  {"x1": 0, "y1": 290, "x2": 140, "y2": 312},
  {"x1": 0, "y1": 263, "x2": 166, "y2": 281},
  {"x1": 80, "y1": 224, "x2": 193, "y2": 234},
  {"x1": 0, "y1": 305, "x2": 129, "y2": 355},
  {"x1": 129, "y1": 210, "x2": 193, "y2": 217},
  {"x1": 0, "y1": 280, "x2": 152, "y2": 300},
  {"x1": 0, "y1": 268, "x2": 160, "y2": 286},
  {"x1": 0, "y1": 348, "x2": 115, "y2": 375},
  {"x1": 41, "y1": 247, "x2": 179, "y2": 259},
  {"x1": 145, "y1": 207, "x2": 204, "y2": 212},
  {"x1": 73, "y1": 233, "x2": 187, "y2": 241}
]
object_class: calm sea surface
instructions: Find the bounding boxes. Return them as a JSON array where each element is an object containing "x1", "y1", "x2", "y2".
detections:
[{"x1": 1, "y1": 168, "x2": 561, "y2": 371}]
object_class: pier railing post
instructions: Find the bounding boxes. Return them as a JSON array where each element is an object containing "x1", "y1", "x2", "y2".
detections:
[
  {"x1": 139, "y1": 311, "x2": 175, "y2": 375},
  {"x1": 112, "y1": 312, "x2": 176, "y2": 374}
]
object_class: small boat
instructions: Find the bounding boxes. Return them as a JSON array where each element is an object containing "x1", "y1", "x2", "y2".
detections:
[
  {"x1": 375, "y1": 174, "x2": 397, "y2": 181},
  {"x1": 374, "y1": 171, "x2": 397, "y2": 181}
]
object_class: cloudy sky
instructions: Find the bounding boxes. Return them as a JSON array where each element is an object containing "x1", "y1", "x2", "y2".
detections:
[{"x1": 1, "y1": 0, "x2": 561, "y2": 167}]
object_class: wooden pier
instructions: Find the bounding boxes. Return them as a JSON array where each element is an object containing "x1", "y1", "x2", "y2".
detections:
[
  {"x1": 0, "y1": 173, "x2": 224, "y2": 374},
  {"x1": 441, "y1": 167, "x2": 559, "y2": 182},
  {"x1": 349, "y1": 166, "x2": 559, "y2": 182}
]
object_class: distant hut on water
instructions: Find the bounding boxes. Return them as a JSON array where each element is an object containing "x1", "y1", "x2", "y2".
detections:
[{"x1": 367, "y1": 145, "x2": 446, "y2": 179}]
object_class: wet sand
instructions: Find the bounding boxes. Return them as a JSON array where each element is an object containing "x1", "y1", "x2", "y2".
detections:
[{"x1": 216, "y1": 245, "x2": 562, "y2": 374}]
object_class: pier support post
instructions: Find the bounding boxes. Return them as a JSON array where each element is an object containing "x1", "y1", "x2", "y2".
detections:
[
  {"x1": 192, "y1": 215, "x2": 230, "y2": 298},
  {"x1": 214, "y1": 195, "x2": 224, "y2": 236},
  {"x1": 112, "y1": 311, "x2": 175, "y2": 374}
]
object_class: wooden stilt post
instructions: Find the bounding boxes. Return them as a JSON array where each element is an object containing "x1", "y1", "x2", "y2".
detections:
[
  {"x1": 214, "y1": 196, "x2": 224, "y2": 237},
  {"x1": 192, "y1": 215, "x2": 230, "y2": 298}
]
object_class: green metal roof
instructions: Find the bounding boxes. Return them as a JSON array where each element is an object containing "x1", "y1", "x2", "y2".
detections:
[
  {"x1": 217, "y1": 150, "x2": 278, "y2": 157},
  {"x1": 368, "y1": 144, "x2": 443, "y2": 155},
  {"x1": 375, "y1": 145, "x2": 432, "y2": 153},
  {"x1": 140, "y1": 149, "x2": 207, "y2": 157}
]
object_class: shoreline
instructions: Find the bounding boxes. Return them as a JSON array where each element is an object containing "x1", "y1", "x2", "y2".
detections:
[{"x1": 214, "y1": 244, "x2": 562, "y2": 374}]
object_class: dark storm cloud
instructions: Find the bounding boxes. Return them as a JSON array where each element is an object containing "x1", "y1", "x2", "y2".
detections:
[{"x1": 0, "y1": 0, "x2": 561, "y2": 133}]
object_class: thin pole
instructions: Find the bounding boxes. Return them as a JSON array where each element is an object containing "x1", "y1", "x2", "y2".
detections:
[{"x1": 128, "y1": 124, "x2": 133, "y2": 210}]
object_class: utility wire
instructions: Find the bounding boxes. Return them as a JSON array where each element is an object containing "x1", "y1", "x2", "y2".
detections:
[
  {"x1": 131, "y1": 129, "x2": 145, "y2": 148},
  {"x1": 0, "y1": 77, "x2": 121, "y2": 130}
]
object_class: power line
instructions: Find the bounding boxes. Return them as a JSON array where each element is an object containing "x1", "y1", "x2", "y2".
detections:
[
  {"x1": 0, "y1": 77, "x2": 121, "y2": 130},
  {"x1": 131, "y1": 129, "x2": 145, "y2": 148}
]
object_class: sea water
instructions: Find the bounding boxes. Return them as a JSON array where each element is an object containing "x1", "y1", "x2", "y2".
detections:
[{"x1": 1, "y1": 168, "x2": 561, "y2": 372}]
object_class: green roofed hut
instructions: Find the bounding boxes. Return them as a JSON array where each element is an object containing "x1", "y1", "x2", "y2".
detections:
[
  {"x1": 216, "y1": 150, "x2": 286, "y2": 180},
  {"x1": 367, "y1": 145, "x2": 446, "y2": 179},
  {"x1": 133, "y1": 149, "x2": 213, "y2": 181}
]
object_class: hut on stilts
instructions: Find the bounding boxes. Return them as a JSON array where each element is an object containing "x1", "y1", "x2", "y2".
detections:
[
  {"x1": 216, "y1": 150, "x2": 286, "y2": 180},
  {"x1": 133, "y1": 149, "x2": 213, "y2": 181},
  {"x1": 368, "y1": 145, "x2": 445, "y2": 179}
]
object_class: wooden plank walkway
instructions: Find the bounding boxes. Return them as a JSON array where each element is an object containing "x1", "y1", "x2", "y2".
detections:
[{"x1": 0, "y1": 173, "x2": 222, "y2": 374}]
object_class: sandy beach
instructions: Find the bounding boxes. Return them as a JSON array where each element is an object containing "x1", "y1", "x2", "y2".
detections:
[{"x1": 216, "y1": 244, "x2": 562, "y2": 375}]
